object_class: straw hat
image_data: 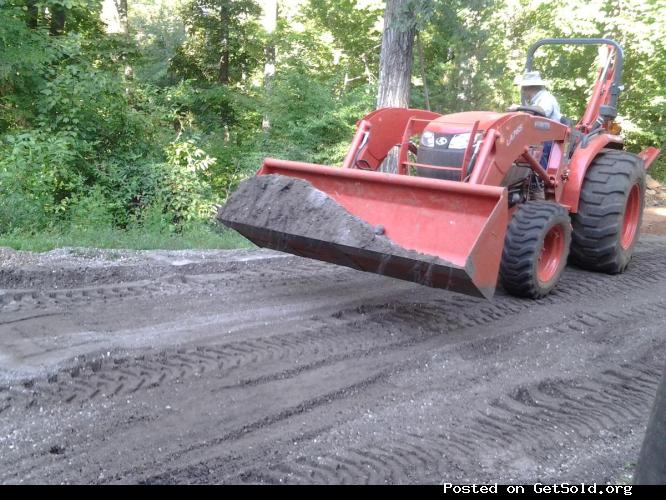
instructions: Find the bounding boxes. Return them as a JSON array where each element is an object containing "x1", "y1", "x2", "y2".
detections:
[{"x1": 516, "y1": 71, "x2": 549, "y2": 87}]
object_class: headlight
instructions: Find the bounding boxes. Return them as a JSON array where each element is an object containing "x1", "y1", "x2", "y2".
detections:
[
  {"x1": 449, "y1": 133, "x2": 471, "y2": 149},
  {"x1": 421, "y1": 131, "x2": 435, "y2": 148},
  {"x1": 449, "y1": 132, "x2": 482, "y2": 149}
]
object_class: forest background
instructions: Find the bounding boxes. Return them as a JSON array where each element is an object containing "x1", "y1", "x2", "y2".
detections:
[{"x1": 1, "y1": 0, "x2": 664, "y2": 250}]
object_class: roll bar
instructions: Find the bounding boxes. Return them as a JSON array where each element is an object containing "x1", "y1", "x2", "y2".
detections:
[{"x1": 525, "y1": 38, "x2": 624, "y2": 111}]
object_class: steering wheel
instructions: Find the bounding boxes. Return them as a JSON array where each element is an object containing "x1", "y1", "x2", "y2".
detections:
[{"x1": 510, "y1": 105, "x2": 548, "y2": 118}]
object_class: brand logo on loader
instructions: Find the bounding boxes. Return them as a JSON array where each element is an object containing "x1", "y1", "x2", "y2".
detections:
[
  {"x1": 436, "y1": 137, "x2": 448, "y2": 146},
  {"x1": 506, "y1": 124, "x2": 524, "y2": 146}
]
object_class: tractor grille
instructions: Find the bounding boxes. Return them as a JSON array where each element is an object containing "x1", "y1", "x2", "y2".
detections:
[{"x1": 416, "y1": 146, "x2": 465, "y2": 181}]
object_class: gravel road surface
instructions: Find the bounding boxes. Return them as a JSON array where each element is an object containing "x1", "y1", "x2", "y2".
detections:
[{"x1": 1, "y1": 234, "x2": 665, "y2": 484}]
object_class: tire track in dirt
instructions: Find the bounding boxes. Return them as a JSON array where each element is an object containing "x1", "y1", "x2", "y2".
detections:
[
  {"x1": 1, "y1": 235, "x2": 662, "y2": 315},
  {"x1": 127, "y1": 291, "x2": 666, "y2": 485},
  {"x1": 0, "y1": 282, "x2": 167, "y2": 316},
  {"x1": 226, "y1": 302, "x2": 665, "y2": 485},
  {"x1": 0, "y1": 292, "x2": 546, "y2": 409},
  {"x1": 0, "y1": 262, "x2": 415, "y2": 379},
  {"x1": 0, "y1": 301, "x2": 481, "y2": 410},
  {"x1": 2, "y1": 243, "x2": 664, "y2": 413},
  {"x1": 1, "y1": 239, "x2": 665, "y2": 484},
  {"x1": 0, "y1": 293, "x2": 569, "y2": 480},
  {"x1": 0, "y1": 251, "x2": 294, "y2": 289},
  {"x1": 0, "y1": 258, "x2": 350, "y2": 315}
]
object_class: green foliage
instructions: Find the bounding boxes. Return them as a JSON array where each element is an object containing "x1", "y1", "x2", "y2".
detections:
[
  {"x1": 171, "y1": 0, "x2": 263, "y2": 84},
  {"x1": 129, "y1": 0, "x2": 188, "y2": 85},
  {"x1": 2, "y1": 0, "x2": 666, "y2": 253},
  {"x1": 0, "y1": 5, "x2": 54, "y2": 130},
  {"x1": 160, "y1": 138, "x2": 216, "y2": 222},
  {"x1": 417, "y1": 0, "x2": 515, "y2": 112},
  {"x1": 0, "y1": 130, "x2": 84, "y2": 231},
  {"x1": 263, "y1": 72, "x2": 375, "y2": 164},
  {"x1": 0, "y1": 0, "x2": 225, "y2": 239},
  {"x1": 0, "y1": 221, "x2": 251, "y2": 252},
  {"x1": 302, "y1": 0, "x2": 383, "y2": 89}
]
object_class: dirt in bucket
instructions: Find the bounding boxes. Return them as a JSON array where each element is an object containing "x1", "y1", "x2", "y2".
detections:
[{"x1": 217, "y1": 174, "x2": 446, "y2": 266}]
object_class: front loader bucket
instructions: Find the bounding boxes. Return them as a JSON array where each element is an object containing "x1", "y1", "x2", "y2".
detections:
[{"x1": 219, "y1": 159, "x2": 508, "y2": 299}]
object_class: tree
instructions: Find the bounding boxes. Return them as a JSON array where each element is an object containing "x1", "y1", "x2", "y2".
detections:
[
  {"x1": 303, "y1": 0, "x2": 383, "y2": 90},
  {"x1": 49, "y1": 3, "x2": 67, "y2": 35},
  {"x1": 261, "y1": 0, "x2": 277, "y2": 131},
  {"x1": 176, "y1": 0, "x2": 263, "y2": 85},
  {"x1": 376, "y1": 0, "x2": 418, "y2": 172},
  {"x1": 115, "y1": 0, "x2": 129, "y2": 35},
  {"x1": 376, "y1": 0, "x2": 417, "y2": 109},
  {"x1": 26, "y1": 0, "x2": 38, "y2": 29},
  {"x1": 219, "y1": 0, "x2": 231, "y2": 83}
]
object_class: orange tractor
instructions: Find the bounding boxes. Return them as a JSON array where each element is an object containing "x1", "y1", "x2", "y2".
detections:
[{"x1": 220, "y1": 38, "x2": 660, "y2": 299}]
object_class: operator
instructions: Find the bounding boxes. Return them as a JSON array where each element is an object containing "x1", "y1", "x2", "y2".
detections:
[
  {"x1": 518, "y1": 71, "x2": 562, "y2": 121},
  {"x1": 513, "y1": 71, "x2": 562, "y2": 168}
]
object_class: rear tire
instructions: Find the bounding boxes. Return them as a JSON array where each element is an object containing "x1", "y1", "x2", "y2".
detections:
[
  {"x1": 500, "y1": 201, "x2": 572, "y2": 298},
  {"x1": 570, "y1": 149, "x2": 646, "y2": 273}
]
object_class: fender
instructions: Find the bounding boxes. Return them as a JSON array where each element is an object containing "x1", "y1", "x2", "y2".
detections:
[
  {"x1": 560, "y1": 134, "x2": 623, "y2": 212},
  {"x1": 639, "y1": 147, "x2": 660, "y2": 169}
]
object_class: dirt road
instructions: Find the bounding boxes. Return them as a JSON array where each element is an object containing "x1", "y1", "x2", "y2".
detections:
[{"x1": 1, "y1": 234, "x2": 665, "y2": 484}]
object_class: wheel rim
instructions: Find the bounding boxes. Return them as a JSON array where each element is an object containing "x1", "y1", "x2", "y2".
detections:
[
  {"x1": 538, "y1": 225, "x2": 565, "y2": 283},
  {"x1": 621, "y1": 184, "x2": 641, "y2": 250}
]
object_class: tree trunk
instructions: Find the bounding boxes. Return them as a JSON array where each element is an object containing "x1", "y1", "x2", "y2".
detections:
[
  {"x1": 218, "y1": 1, "x2": 231, "y2": 84},
  {"x1": 49, "y1": 5, "x2": 66, "y2": 36},
  {"x1": 262, "y1": 0, "x2": 278, "y2": 132},
  {"x1": 376, "y1": 0, "x2": 416, "y2": 172},
  {"x1": 376, "y1": 0, "x2": 416, "y2": 109},
  {"x1": 114, "y1": 0, "x2": 129, "y2": 35},
  {"x1": 26, "y1": 0, "x2": 39, "y2": 29}
]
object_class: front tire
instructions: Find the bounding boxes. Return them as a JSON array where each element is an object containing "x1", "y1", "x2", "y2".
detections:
[
  {"x1": 570, "y1": 149, "x2": 646, "y2": 273},
  {"x1": 500, "y1": 202, "x2": 572, "y2": 298}
]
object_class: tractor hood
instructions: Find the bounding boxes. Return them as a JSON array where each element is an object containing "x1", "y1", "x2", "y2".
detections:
[{"x1": 424, "y1": 111, "x2": 506, "y2": 135}]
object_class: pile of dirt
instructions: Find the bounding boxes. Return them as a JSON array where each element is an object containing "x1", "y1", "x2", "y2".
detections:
[
  {"x1": 645, "y1": 174, "x2": 666, "y2": 207},
  {"x1": 217, "y1": 174, "x2": 450, "y2": 266}
]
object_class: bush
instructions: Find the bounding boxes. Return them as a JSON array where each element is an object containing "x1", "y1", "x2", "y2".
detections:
[{"x1": 0, "y1": 130, "x2": 85, "y2": 231}]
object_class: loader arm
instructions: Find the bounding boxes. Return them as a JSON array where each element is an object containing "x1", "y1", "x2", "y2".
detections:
[
  {"x1": 467, "y1": 114, "x2": 569, "y2": 191},
  {"x1": 342, "y1": 108, "x2": 442, "y2": 170}
]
